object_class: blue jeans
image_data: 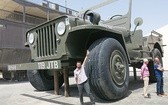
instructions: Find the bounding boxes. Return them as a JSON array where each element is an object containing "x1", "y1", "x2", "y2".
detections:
[
  {"x1": 77, "y1": 80, "x2": 95, "y2": 104},
  {"x1": 156, "y1": 76, "x2": 164, "y2": 94}
]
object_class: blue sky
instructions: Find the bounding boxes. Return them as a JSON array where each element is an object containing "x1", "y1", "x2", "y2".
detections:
[{"x1": 32, "y1": 0, "x2": 168, "y2": 35}]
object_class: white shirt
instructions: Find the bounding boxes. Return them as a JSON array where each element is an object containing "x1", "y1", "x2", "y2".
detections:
[{"x1": 74, "y1": 65, "x2": 88, "y2": 84}]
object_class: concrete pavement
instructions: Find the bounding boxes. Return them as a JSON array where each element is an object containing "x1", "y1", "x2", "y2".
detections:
[{"x1": 0, "y1": 70, "x2": 168, "y2": 105}]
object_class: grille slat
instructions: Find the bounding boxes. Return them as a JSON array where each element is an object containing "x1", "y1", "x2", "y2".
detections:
[
  {"x1": 52, "y1": 24, "x2": 56, "y2": 54},
  {"x1": 49, "y1": 25, "x2": 52, "y2": 55},
  {"x1": 42, "y1": 28, "x2": 46, "y2": 56},
  {"x1": 40, "y1": 29, "x2": 44, "y2": 56},
  {"x1": 45, "y1": 26, "x2": 49, "y2": 56},
  {"x1": 37, "y1": 30, "x2": 40, "y2": 57},
  {"x1": 36, "y1": 23, "x2": 57, "y2": 57}
]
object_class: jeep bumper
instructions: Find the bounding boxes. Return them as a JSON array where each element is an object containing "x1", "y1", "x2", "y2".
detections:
[{"x1": 8, "y1": 60, "x2": 61, "y2": 71}]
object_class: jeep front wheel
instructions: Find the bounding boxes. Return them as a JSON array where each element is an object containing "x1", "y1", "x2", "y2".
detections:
[
  {"x1": 27, "y1": 70, "x2": 63, "y2": 91},
  {"x1": 86, "y1": 38, "x2": 129, "y2": 100}
]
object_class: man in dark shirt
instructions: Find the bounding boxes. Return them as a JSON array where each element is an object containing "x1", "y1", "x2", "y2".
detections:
[{"x1": 154, "y1": 57, "x2": 167, "y2": 96}]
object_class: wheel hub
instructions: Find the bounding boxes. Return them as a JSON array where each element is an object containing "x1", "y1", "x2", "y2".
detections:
[
  {"x1": 110, "y1": 51, "x2": 126, "y2": 86},
  {"x1": 115, "y1": 61, "x2": 125, "y2": 79}
]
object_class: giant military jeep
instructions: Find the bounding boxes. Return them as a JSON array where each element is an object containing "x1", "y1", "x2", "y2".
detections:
[{"x1": 8, "y1": 0, "x2": 164, "y2": 100}]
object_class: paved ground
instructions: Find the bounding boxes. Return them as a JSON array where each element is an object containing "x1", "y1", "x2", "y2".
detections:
[{"x1": 0, "y1": 70, "x2": 168, "y2": 105}]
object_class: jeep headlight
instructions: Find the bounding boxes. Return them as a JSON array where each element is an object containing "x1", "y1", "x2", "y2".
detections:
[
  {"x1": 28, "y1": 33, "x2": 35, "y2": 44},
  {"x1": 56, "y1": 22, "x2": 66, "y2": 35}
]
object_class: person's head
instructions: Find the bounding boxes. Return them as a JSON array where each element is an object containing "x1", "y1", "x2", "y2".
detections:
[
  {"x1": 143, "y1": 58, "x2": 149, "y2": 64},
  {"x1": 154, "y1": 57, "x2": 160, "y2": 64},
  {"x1": 76, "y1": 61, "x2": 82, "y2": 69}
]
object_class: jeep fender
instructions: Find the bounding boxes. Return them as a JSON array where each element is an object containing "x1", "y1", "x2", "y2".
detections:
[{"x1": 66, "y1": 25, "x2": 130, "y2": 63}]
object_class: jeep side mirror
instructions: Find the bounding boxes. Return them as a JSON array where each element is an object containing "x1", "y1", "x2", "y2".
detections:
[
  {"x1": 134, "y1": 17, "x2": 143, "y2": 26},
  {"x1": 132, "y1": 17, "x2": 143, "y2": 36}
]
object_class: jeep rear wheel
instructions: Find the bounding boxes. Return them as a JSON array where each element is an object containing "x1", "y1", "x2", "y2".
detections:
[
  {"x1": 86, "y1": 38, "x2": 129, "y2": 100},
  {"x1": 27, "y1": 70, "x2": 63, "y2": 91},
  {"x1": 149, "y1": 48, "x2": 162, "y2": 82}
]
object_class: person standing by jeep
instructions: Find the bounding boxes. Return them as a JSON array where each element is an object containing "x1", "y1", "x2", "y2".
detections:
[
  {"x1": 140, "y1": 58, "x2": 150, "y2": 98},
  {"x1": 154, "y1": 57, "x2": 167, "y2": 96},
  {"x1": 74, "y1": 50, "x2": 95, "y2": 105}
]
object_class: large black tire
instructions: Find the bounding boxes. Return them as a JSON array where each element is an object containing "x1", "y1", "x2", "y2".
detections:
[
  {"x1": 2, "y1": 70, "x2": 12, "y2": 80},
  {"x1": 149, "y1": 48, "x2": 162, "y2": 82},
  {"x1": 86, "y1": 38, "x2": 129, "y2": 100},
  {"x1": 27, "y1": 70, "x2": 63, "y2": 91}
]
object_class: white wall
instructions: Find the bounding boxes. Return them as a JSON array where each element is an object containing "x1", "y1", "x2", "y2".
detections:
[{"x1": 155, "y1": 25, "x2": 168, "y2": 70}]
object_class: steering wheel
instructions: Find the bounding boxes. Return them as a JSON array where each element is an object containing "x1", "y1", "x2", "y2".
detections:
[{"x1": 110, "y1": 15, "x2": 122, "y2": 19}]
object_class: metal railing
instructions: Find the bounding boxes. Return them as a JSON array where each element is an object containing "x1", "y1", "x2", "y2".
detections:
[
  {"x1": 40, "y1": 0, "x2": 78, "y2": 16},
  {"x1": 0, "y1": 9, "x2": 46, "y2": 25},
  {"x1": 54, "y1": 4, "x2": 78, "y2": 16},
  {"x1": 0, "y1": 0, "x2": 79, "y2": 25}
]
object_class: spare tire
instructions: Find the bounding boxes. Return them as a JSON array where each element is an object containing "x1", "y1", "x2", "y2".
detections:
[
  {"x1": 27, "y1": 70, "x2": 63, "y2": 91},
  {"x1": 86, "y1": 38, "x2": 129, "y2": 100}
]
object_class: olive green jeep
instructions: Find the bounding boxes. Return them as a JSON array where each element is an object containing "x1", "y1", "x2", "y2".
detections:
[{"x1": 8, "y1": 0, "x2": 164, "y2": 100}]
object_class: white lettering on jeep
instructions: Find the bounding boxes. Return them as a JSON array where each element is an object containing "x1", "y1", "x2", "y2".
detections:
[
  {"x1": 38, "y1": 61, "x2": 59, "y2": 69},
  {"x1": 38, "y1": 62, "x2": 45, "y2": 69}
]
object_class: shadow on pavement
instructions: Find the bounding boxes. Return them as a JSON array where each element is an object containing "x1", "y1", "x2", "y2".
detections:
[
  {"x1": 21, "y1": 93, "x2": 74, "y2": 105},
  {"x1": 129, "y1": 76, "x2": 144, "y2": 91},
  {"x1": 0, "y1": 78, "x2": 28, "y2": 85},
  {"x1": 0, "y1": 75, "x2": 148, "y2": 104}
]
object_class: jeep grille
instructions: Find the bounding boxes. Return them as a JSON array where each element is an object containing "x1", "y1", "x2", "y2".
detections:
[{"x1": 36, "y1": 23, "x2": 57, "y2": 57}]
